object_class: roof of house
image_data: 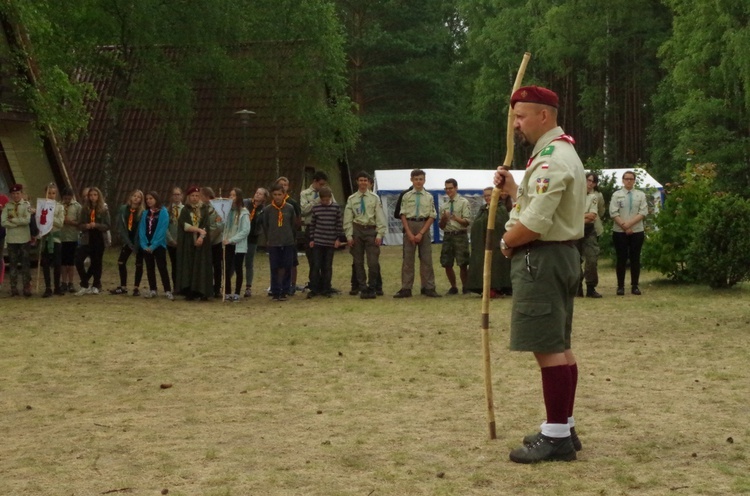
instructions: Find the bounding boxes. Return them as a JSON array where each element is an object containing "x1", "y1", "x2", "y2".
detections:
[
  {"x1": 63, "y1": 45, "x2": 316, "y2": 205},
  {"x1": 0, "y1": 17, "x2": 73, "y2": 192}
]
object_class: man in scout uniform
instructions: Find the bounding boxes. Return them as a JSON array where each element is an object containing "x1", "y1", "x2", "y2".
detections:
[
  {"x1": 494, "y1": 85, "x2": 586, "y2": 463},
  {"x1": 439, "y1": 178, "x2": 472, "y2": 295},
  {"x1": 344, "y1": 171, "x2": 386, "y2": 299},
  {"x1": 1, "y1": 184, "x2": 33, "y2": 296},
  {"x1": 394, "y1": 169, "x2": 440, "y2": 298}
]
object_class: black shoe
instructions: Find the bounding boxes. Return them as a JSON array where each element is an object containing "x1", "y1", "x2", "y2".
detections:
[
  {"x1": 307, "y1": 292, "x2": 317, "y2": 299},
  {"x1": 375, "y1": 289, "x2": 384, "y2": 296},
  {"x1": 393, "y1": 289, "x2": 412, "y2": 299},
  {"x1": 67, "y1": 283, "x2": 76, "y2": 293},
  {"x1": 523, "y1": 427, "x2": 582, "y2": 452},
  {"x1": 446, "y1": 287, "x2": 459, "y2": 295},
  {"x1": 349, "y1": 289, "x2": 359, "y2": 296},
  {"x1": 278, "y1": 294, "x2": 288, "y2": 302},
  {"x1": 132, "y1": 288, "x2": 140, "y2": 297},
  {"x1": 510, "y1": 434, "x2": 577, "y2": 464},
  {"x1": 54, "y1": 287, "x2": 66, "y2": 296},
  {"x1": 42, "y1": 288, "x2": 53, "y2": 298},
  {"x1": 631, "y1": 286, "x2": 641, "y2": 295},
  {"x1": 576, "y1": 286, "x2": 584, "y2": 297},
  {"x1": 616, "y1": 287, "x2": 625, "y2": 296},
  {"x1": 586, "y1": 287, "x2": 603, "y2": 298},
  {"x1": 423, "y1": 289, "x2": 442, "y2": 298},
  {"x1": 360, "y1": 290, "x2": 376, "y2": 299},
  {"x1": 462, "y1": 287, "x2": 471, "y2": 295},
  {"x1": 109, "y1": 287, "x2": 127, "y2": 295},
  {"x1": 420, "y1": 287, "x2": 426, "y2": 295}
]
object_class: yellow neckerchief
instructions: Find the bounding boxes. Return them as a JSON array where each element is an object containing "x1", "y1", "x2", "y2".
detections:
[
  {"x1": 271, "y1": 198, "x2": 287, "y2": 227},
  {"x1": 250, "y1": 203, "x2": 257, "y2": 221},
  {"x1": 190, "y1": 202, "x2": 202, "y2": 226},
  {"x1": 89, "y1": 207, "x2": 96, "y2": 223},
  {"x1": 171, "y1": 203, "x2": 181, "y2": 221},
  {"x1": 127, "y1": 207, "x2": 135, "y2": 231}
]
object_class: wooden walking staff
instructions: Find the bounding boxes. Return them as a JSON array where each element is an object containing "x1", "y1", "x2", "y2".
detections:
[{"x1": 480, "y1": 51, "x2": 531, "y2": 440}]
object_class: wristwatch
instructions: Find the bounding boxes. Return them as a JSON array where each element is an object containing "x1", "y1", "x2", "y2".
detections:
[{"x1": 500, "y1": 238, "x2": 510, "y2": 251}]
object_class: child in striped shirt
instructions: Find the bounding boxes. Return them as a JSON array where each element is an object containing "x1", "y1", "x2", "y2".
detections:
[{"x1": 307, "y1": 186, "x2": 344, "y2": 298}]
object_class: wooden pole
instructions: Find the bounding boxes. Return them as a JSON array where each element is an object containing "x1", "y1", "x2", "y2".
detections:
[{"x1": 480, "y1": 52, "x2": 531, "y2": 440}]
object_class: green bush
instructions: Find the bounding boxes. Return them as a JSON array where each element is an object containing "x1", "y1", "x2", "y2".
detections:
[
  {"x1": 686, "y1": 193, "x2": 750, "y2": 288},
  {"x1": 642, "y1": 163, "x2": 715, "y2": 281}
]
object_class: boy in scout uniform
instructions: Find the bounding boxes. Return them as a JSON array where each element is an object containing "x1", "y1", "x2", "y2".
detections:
[
  {"x1": 494, "y1": 86, "x2": 586, "y2": 464},
  {"x1": 394, "y1": 169, "x2": 440, "y2": 298},
  {"x1": 579, "y1": 173, "x2": 603, "y2": 298},
  {"x1": 1, "y1": 184, "x2": 33, "y2": 296},
  {"x1": 439, "y1": 178, "x2": 472, "y2": 295},
  {"x1": 344, "y1": 171, "x2": 386, "y2": 299}
]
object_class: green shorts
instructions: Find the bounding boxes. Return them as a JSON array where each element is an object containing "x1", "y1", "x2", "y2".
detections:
[
  {"x1": 509, "y1": 244, "x2": 579, "y2": 353},
  {"x1": 440, "y1": 233, "x2": 470, "y2": 267}
]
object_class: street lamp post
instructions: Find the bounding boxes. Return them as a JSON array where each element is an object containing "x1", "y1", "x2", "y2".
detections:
[{"x1": 234, "y1": 109, "x2": 255, "y2": 191}]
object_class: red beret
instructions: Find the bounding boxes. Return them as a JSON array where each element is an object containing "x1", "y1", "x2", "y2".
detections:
[
  {"x1": 9, "y1": 183, "x2": 23, "y2": 193},
  {"x1": 185, "y1": 186, "x2": 200, "y2": 196},
  {"x1": 511, "y1": 86, "x2": 559, "y2": 109}
]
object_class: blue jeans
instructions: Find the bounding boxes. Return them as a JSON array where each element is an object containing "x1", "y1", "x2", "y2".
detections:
[{"x1": 268, "y1": 245, "x2": 294, "y2": 296}]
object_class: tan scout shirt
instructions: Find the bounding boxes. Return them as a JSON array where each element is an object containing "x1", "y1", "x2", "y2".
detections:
[
  {"x1": 399, "y1": 189, "x2": 437, "y2": 220},
  {"x1": 300, "y1": 185, "x2": 336, "y2": 226},
  {"x1": 439, "y1": 194, "x2": 472, "y2": 232},
  {"x1": 506, "y1": 126, "x2": 586, "y2": 241},
  {"x1": 610, "y1": 188, "x2": 648, "y2": 233},
  {"x1": 594, "y1": 191, "x2": 605, "y2": 236},
  {"x1": 343, "y1": 190, "x2": 386, "y2": 240},
  {"x1": 584, "y1": 192, "x2": 599, "y2": 235},
  {"x1": 1, "y1": 200, "x2": 32, "y2": 244}
]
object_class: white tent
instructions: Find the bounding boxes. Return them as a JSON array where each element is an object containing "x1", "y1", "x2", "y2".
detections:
[{"x1": 373, "y1": 167, "x2": 663, "y2": 246}]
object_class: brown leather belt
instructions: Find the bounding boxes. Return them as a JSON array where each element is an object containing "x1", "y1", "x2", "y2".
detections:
[
  {"x1": 443, "y1": 230, "x2": 468, "y2": 236},
  {"x1": 353, "y1": 223, "x2": 376, "y2": 229},
  {"x1": 406, "y1": 217, "x2": 427, "y2": 221},
  {"x1": 517, "y1": 239, "x2": 577, "y2": 251}
]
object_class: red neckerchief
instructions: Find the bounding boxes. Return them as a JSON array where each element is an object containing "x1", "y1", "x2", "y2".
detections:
[{"x1": 526, "y1": 134, "x2": 576, "y2": 168}]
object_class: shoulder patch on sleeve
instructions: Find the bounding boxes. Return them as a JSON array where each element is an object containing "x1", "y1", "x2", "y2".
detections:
[{"x1": 540, "y1": 145, "x2": 555, "y2": 157}]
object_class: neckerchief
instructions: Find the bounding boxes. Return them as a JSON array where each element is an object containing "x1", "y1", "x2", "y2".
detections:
[
  {"x1": 148, "y1": 208, "x2": 157, "y2": 235},
  {"x1": 250, "y1": 204, "x2": 257, "y2": 221},
  {"x1": 89, "y1": 208, "x2": 96, "y2": 224},
  {"x1": 190, "y1": 203, "x2": 202, "y2": 226},
  {"x1": 127, "y1": 208, "x2": 135, "y2": 231},
  {"x1": 271, "y1": 199, "x2": 287, "y2": 227}
]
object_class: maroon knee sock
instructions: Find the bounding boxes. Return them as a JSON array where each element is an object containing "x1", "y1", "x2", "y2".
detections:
[
  {"x1": 541, "y1": 365, "x2": 572, "y2": 425},
  {"x1": 568, "y1": 362, "x2": 578, "y2": 418}
]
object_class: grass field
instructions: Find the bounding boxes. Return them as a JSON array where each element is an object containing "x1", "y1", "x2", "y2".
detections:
[{"x1": 1, "y1": 245, "x2": 748, "y2": 495}]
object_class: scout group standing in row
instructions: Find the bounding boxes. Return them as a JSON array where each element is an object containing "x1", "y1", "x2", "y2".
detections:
[{"x1": 1, "y1": 166, "x2": 646, "y2": 301}]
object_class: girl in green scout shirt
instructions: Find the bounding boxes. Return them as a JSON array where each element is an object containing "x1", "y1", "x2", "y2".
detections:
[
  {"x1": 111, "y1": 189, "x2": 145, "y2": 296},
  {"x1": 75, "y1": 187, "x2": 111, "y2": 295},
  {"x1": 59, "y1": 187, "x2": 82, "y2": 293}
]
